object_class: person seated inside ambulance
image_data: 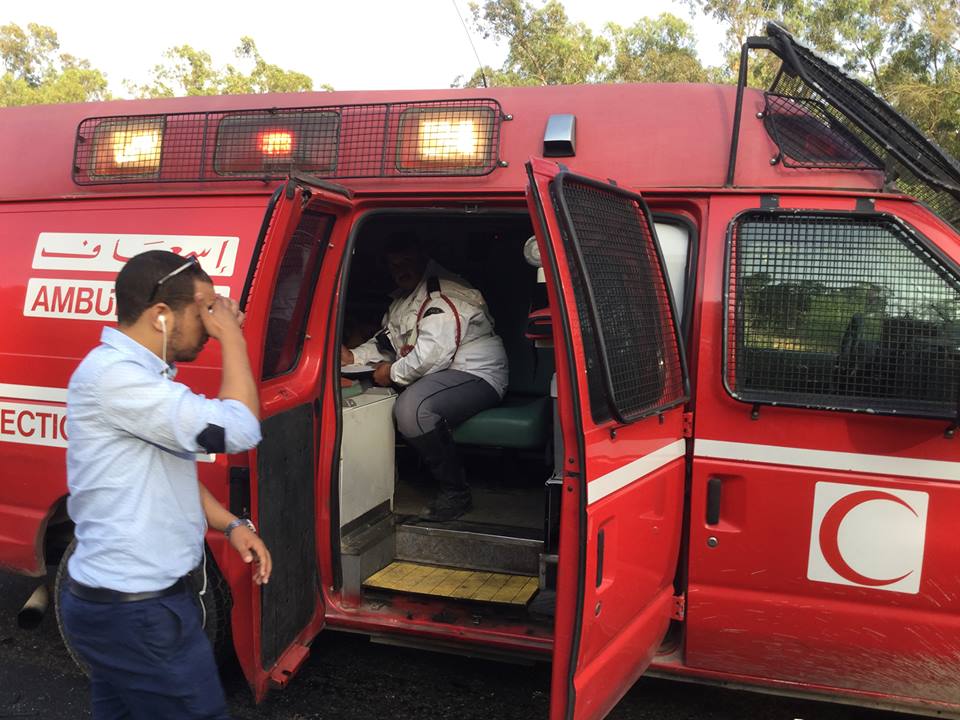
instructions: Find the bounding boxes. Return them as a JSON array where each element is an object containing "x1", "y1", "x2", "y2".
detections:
[{"x1": 340, "y1": 233, "x2": 508, "y2": 522}]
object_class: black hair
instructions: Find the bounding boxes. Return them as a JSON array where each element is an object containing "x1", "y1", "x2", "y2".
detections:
[{"x1": 115, "y1": 250, "x2": 212, "y2": 326}]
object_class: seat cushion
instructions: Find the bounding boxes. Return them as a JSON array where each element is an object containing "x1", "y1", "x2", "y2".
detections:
[{"x1": 453, "y1": 394, "x2": 551, "y2": 449}]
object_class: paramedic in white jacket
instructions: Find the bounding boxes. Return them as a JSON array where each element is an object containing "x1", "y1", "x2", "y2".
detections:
[{"x1": 342, "y1": 233, "x2": 508, "y2": 521}]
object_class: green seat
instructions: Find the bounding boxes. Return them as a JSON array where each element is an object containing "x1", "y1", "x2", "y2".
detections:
[
  {"x1": 453, "y1": 393, "x2": 550, "y2": 449},
  {"x1": 452, "y1": 251, "x2": 553, "y2": 450},
  {"x1": 454, "y1": 345, "x2": 554, "y2": 450}
]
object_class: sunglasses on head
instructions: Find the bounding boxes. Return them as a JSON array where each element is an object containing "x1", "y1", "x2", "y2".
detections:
[{"x1": 148, "y1": 256, "x2": 200, "y2": 304}]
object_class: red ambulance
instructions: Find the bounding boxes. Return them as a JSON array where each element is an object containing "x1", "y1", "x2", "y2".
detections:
[{"x1": 1, "y1": 23, "x2": 958, "y2": 720}]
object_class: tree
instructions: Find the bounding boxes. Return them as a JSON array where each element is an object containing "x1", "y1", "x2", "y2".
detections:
[
  {"x1": 219, "y1": 38, "x2": 321, "y2": 94},
  {"x1": 682, "y1": 0, "x2": 812, "y2": 84},
  {"x1": 683, "y1": 0, "x2": 960, "y2": 157},
  {"x1": 130, "y1": 37, "x2": 323, "y2": 98},
  {"x1": 605, "y1": 13, "x2": 711, "y2": 83},
  {"x1": 0, "y1": 23, "x2": 109, "y2": 106},
  {"x1": 459, "y1": 0, "x2": 610, "y2": 86},
  {"x1": 878, "y1": 1, "x2": 960, "y2": 157}
]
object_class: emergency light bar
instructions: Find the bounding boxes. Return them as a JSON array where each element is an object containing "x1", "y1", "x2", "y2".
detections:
[{"x1": 72, "y1": 99, "x2": 504, "y2": 185}]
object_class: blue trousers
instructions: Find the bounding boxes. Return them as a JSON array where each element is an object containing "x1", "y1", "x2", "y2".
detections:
[{"x1": 60, "y1": 586, "x2": 230, "y2": 720}]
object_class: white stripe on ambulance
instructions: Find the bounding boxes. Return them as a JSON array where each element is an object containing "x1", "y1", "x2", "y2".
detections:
[
  {"x1": 25, "y1": 279, "x2": 117, "y2": 320},
  {"x1": 0, "y1": 401, "x2": 68, "y2": 448},
  {"x1": 24, "y1": 279, "x2": 231, "y2": 321},
  {"x1": 0, "y1": 387, "x2": 215, "y2": 460},
  {"x1": 695, "y1": 439, "x2": 960, "y2": 482}
]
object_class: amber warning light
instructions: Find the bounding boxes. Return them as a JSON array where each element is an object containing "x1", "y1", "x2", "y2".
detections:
[
  {"x1": 258, "y1": 130, "x2": 294, "y2": 157},
  {"x1": 90, "y1": 118, "x2": 164, "y2": 177},
  {"x1": 397, "y1": 107, "x2": 497, "y2": 173}
]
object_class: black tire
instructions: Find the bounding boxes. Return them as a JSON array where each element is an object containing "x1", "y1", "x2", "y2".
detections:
[
  {"x1": 55, "y1": 540, "x2": 235, "y2": 670},
  {"x1": 190, "y1": 546, "x2": 235, "y2": 665},
  {"x1": 53, "y1": 539, "x2": 89, "y2": 677}
]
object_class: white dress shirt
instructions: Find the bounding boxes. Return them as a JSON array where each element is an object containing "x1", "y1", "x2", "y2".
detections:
[{"x1": 66, "y1": 327, "x2": 262, "y2": 592}]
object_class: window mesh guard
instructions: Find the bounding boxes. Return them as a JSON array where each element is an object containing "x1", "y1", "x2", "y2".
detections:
[
  {"x1": 73, "y1": 99, "x2": 503, "y2": 184},
  {"x1": 554, "y1": 176, "x2": 686, "y2": 423},
  {"x1": 763, "y1": 94, "x2": 882, "y2": 171},
  {"x1": 761, "y1": 23, "x2": 960, "y2": 229},
  {"x1": 726, "y1": 212, "x2": 960, "y2": 419}
]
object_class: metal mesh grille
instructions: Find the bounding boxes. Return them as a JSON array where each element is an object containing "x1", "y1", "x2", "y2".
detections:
[
  {"x1": 727, "y1": 212, "x2": 960, "y2": 418},
  {"x1": 73, "y1": 99, "x2": 503, "y2": 184},
  {"x1": 555, "y1": 177, "x2": 686, "y2": 423},
  {"x1": 765, "y1": 24, "x2": 960, "y2": 229},
  {"x1": 763, "y1": 94, "x2": 882, "y2": 170}
]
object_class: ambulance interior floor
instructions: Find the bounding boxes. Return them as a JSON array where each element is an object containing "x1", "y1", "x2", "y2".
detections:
[{"x1": 392, "y1": 449, "x2": 547, "y2": 530}]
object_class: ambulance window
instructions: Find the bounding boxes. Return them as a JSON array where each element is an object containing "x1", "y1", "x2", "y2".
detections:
[
  {"x1": 262, "y1": 211, "x2": 332, "y2": 379},
  {"x1": 555, "y1": 177, "x2": 687, "y2": 423},
  {"x1": 726, "y1": 212, "x2": 960, "y2": 418},
  {"x1": 653, "y1": 220, "x2": 690, "y2": 324}
]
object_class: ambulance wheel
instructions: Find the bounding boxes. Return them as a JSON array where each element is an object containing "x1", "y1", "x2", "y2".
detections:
[
  {"x1": 54, "y1": 540, "x2": 235, "y2": 671},
  {"x1": 53, "y1": 539, "x2": 90, "y2": 677},
  {"x1": 191, "y1": 546, "x2": 235, "y2": 665}
]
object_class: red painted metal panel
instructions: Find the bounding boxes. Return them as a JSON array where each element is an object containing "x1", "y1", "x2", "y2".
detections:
[
  {"x1": 526, "y1": 158, "x2": 687, "y2": 720},
  {"x1": 0, "y1": 85, "x2": 883, "y2": 203},
  {"x1": 0, "y1": 195, "x2": 269, "y2": 573},
  {"x1": 684, "y1": 192, "x2": 960, "y2": 712}
]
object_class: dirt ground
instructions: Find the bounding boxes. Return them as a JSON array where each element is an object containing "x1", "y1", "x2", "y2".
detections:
[{"x1": 0, "y1": 572, "x2": 920, "y2": 720}]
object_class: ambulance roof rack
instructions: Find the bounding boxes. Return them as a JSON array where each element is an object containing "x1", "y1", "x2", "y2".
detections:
[{"x1": 728, "y1": 22, "x2": 960, "y2": 230}]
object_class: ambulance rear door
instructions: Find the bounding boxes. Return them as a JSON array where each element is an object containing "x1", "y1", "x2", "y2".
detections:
[
  {"x1": 525, "y1": 159, "x2": 690, "y2": 720},
  {"x1": 239, "y1": 176, "x2": 356, "y2": 700}
]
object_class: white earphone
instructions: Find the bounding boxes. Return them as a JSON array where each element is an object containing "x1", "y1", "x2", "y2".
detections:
[{"x1": 159, "y1": 314, "x2": 169, "y2": 375}]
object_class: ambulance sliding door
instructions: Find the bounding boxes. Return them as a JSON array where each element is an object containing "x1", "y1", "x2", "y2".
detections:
[
  {"x1": 240, "y1": 177, "x2": 355, "y2": 700},
  {"x1": 526, "y1": 159, "x2": 689, "y2": 720},
  {"x1": 685, "y1": 204, "x2": 960, "y2": 705}
]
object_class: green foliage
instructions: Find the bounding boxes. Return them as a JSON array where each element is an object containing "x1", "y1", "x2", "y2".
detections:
[
  {"x1": 0, "y1": 23, "x2": 109, "y2": 106},
  {"x1": 460, "y1": 0, "x2": 610, "y2": 86},
  {"x1": 129, "y1": 37, "x2": 321, "y2": 98},
  {"x1": 606, "y1": 14, "x2": 710, "y2": 83}
]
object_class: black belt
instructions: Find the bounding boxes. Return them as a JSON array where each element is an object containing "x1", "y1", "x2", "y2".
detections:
[{"x1": 67, "y1": 576, "x2": 187, "y2": 603}]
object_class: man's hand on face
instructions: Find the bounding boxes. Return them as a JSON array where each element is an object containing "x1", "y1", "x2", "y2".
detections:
[
  {"x1": 228, "y1": 526, "x2": 272, "y2": 585},
  {"x1": 372, "y1": 361, "x2": 393, "y2": 387},
  {"x1": 197, "y1": 294, "x2": 244, "y2": 341},
  {"x1": 340, "y1": 345, "x2": 355, "y2": 366}
]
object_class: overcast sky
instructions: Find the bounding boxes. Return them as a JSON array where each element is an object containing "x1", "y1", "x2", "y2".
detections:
[{"x1": 5, "y1": 0, "x2": 728, "y2": 96}]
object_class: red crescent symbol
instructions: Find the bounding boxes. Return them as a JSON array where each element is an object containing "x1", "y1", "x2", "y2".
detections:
[{"x1": 818, "y1": 490, "x2": 917, "y2": 587}]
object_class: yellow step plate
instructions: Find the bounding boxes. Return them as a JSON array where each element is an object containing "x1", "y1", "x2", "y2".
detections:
[{"x1": 363, "y1": 561, "x2": 539, "y2": 606}]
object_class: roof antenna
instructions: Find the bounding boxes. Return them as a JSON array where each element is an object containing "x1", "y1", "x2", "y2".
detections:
[{"x1": 451, "y1": 0, "x2": 488, "y2": 88}]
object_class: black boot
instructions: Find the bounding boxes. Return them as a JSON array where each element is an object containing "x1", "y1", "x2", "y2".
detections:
[{"x1": 405, "y1": 424, "x2": 472, "y2": 522}]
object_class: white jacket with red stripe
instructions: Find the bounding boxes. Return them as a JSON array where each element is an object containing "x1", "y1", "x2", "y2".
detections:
[{"x1": 350, "y1": 261, "x2": 508, "y2": 397}]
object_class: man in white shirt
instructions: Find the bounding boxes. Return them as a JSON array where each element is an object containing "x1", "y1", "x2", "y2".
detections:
[
  {"x1": 60, "y1": 250, "x2": 271, "y2": 719},
  {"x1": 343, "y1": 234, "x2": 507, "y2": 521}
]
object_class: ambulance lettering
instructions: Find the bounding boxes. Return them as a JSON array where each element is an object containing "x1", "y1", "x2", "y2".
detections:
[
  {"x1": 24, "y1": 279, "x2": 231, "y2": 321},
  {"x1": 0, "y1": 402, "x2": 68, "y2": 448},
  {"x1": 32, "y1": 233, "x2": 239, "y2": 277},
  {"x1": 807, "y1": 482, "x2": 928, "y2": 594}
]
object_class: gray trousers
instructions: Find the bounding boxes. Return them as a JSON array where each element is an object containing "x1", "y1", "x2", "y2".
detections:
[{"x1": 393, "y1": 369, "x2": 500, "y2": 439}]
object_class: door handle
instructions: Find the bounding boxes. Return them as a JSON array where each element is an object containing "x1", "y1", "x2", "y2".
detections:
[
  {"x1": 706, "y1": 477, "x2": 722, "y2": 525},
  {"x1": 596, "y1": 529, "x2": 605, "y2": 587}
]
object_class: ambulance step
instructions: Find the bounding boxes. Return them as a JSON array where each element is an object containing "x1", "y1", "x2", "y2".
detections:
[
  {"x1": 363, "y1": 561, "x2": 539, "y2": 606},
  {"x1": 395, "y1": 521, "x2": 542, "y2": 575}
]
